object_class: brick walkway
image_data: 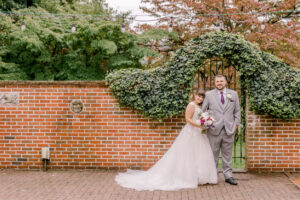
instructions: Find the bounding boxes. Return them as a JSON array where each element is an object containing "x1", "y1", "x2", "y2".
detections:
[
  {"x1": 287, "y1": 172, "x2": 300, "y2": 190},
  {"x1": 0, "y1": 170, "x2": 299, "y2": 200}
]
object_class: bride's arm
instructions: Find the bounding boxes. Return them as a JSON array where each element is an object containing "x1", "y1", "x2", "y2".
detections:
[{"x1": 185, "y1": 104, "x2": 203, "y2": 128}]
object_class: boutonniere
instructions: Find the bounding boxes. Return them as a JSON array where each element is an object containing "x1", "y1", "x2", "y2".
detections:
[{"x1": 226, "y1": 93, "x2": 234, "y2": 102}]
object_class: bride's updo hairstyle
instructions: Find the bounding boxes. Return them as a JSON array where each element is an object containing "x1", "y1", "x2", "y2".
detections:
[{"x1": 191, "y1": 89, "x2": 206, "y2": 105}]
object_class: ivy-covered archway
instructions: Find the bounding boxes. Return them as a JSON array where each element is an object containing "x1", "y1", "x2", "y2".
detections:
[{"x1": 106, "y1": 32, "x2": 300, "y2": 120}]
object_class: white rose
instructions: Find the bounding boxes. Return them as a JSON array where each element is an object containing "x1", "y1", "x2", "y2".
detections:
[
  {"x1": 202, "y1": 112, "x2": 209, "y2": 118},
  {"x1": 206, "y1": 120, "x2": 213, "y2": 125},
  {"x1": 226, "y1": 93, "x2": 232, "y2": 99}
]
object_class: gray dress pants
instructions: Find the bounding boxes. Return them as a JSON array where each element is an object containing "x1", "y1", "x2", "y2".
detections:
[{"x1": 207, "y1": 127, "x2": 235, "y2": 179}]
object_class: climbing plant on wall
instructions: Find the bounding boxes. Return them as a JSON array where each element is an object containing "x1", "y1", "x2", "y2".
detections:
[{"x1": 106, "y1": 32, "x2": 300, "y2": 120}]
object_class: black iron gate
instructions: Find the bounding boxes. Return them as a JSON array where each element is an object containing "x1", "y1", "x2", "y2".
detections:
[{"x1": 194, "y1": 58, "x2": 246, "y2": 169}]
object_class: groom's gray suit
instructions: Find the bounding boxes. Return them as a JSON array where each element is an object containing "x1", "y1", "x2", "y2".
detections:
[{"x1": 202, "y1": 88, "x2": 241, "y2": 179}]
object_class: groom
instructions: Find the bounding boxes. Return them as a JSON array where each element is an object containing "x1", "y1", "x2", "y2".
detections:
[{"x1": 202, "y1": 74, "x2": 241, "y2": 185}]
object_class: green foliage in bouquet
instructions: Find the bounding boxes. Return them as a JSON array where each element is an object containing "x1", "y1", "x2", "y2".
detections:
[{"x1": 106, "y1": 32, "x2": 300, "y2": 120}]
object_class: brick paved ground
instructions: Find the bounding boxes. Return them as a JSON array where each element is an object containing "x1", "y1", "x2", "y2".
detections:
[
  {"x1": 287, "y1": 172, "x2": 300, "y2": 190},
  {"x1": 0, "y1": 170, "x2": 299, "y2": 200}
]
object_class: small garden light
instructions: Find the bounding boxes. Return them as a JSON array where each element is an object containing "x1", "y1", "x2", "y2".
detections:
[
  {"x1": 41, "y1": 147, "x2": 50, "y2": 171},
  {"x1": 21, "y1": 15, "x2": 26, "y2": 31},
  {"x1": 72, "y1": 23, "x2": 76, "y2": 33},
  {"x1": 21, "y1": 21, "x2": 26, "y2": 31},
  {"x1": 121, "y1": 23, "x2": 125, "y2": 32},
  {"x1": 168, "y1": 17, "x2": 173, "y2": 32},
  {"x1": 261, "y1": 21, "x2": 265, "y2": 30},
  {"x1": 72, "y1": 16, "x2": 76, "y2": 33}
]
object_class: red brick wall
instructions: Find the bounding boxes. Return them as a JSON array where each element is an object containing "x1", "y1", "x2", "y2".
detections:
[
  {"x1": 246, "y1": 110, "x2": 300, "y2": 172},
  {"x1": 0, "y1": 81, "x2": 184, "y2": 170},
  {"x1": 1, "y1": 81, "x2": 299, "y2": 172}
]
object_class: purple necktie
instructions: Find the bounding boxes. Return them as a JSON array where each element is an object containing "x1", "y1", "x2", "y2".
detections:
[{"x1": 221, "y1": 91, "x2": 225, "y2": 104}]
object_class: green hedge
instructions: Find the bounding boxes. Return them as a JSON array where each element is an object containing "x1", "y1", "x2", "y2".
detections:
[{"x1": 106, "y1": 32, "x2": 300, "y2": 120}]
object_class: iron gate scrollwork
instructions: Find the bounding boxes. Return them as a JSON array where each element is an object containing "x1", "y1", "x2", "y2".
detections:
[{"x1": 194, "y1": 58, "x2": 246, "y2": 169}]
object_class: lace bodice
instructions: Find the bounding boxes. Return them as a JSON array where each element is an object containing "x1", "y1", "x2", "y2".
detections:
[{"x1": 189, "y1": 102, "x2": 203, "y2": 124}]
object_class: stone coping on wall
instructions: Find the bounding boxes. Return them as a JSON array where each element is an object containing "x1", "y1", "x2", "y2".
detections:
[{"x1": 0, "y1": 80, "x2": 107, "y2": 86}]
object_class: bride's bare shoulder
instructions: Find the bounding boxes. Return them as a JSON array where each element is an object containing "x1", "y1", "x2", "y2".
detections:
[
  {"x1": 187, "y1": 102, "x2": 202, "y2": 110},
  {"x1": 188, "y1": 102, "x2": 195, "y2": 106},
  {"x1": 186, "y1": 102, "x2": 195, "y2": 110}
]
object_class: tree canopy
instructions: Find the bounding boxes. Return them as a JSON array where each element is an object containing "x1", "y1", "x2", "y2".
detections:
[
  {"x1": 140, "y1": 0, "x2": 300, "y2": 69},
  {"x1": 0, "y1": 0, "x2": 41, "y2": 11},
  {"x1": 0, "y1": 0, "x2": 161, "y2": 80}
]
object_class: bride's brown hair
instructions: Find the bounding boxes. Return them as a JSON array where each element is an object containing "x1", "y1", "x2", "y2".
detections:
[{"x1": 191, "y1": 89, "x2": 206, "y2": 105}]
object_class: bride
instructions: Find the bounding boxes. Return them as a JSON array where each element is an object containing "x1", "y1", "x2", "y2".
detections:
[{"x1": 115, "y1": 90, "x2": 218, "y2": 191}]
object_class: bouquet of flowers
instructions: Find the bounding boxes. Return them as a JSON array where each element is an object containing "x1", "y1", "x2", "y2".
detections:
[{"x1": 200, "y1": 111, "x2": 215, "y2": 133}]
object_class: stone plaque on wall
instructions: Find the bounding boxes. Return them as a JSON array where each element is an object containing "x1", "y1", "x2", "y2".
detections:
[
  {"x1": 0, "y1": 92, "x2": 19, "y2": 106},
  {"x1": 70, "y1": 100, "x2": 84, "y2": 113}
]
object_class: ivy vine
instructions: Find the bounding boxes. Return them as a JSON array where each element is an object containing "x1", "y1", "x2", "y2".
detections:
[{"x1": 106, "y1": 32, "x2": 300, "y2": 120}]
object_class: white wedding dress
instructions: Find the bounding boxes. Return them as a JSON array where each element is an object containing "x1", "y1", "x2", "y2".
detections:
[{"x1": 115, "y1": 102, "x2": 218, "y2": 191}]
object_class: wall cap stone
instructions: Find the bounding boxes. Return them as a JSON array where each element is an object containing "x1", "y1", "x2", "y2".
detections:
[{"x1": 0, "y1": 80, "x2": 107, "y2": 86}]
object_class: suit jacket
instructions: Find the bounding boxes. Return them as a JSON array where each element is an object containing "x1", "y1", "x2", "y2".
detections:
[{"x1": 202, "y1": 88, "x2": 241, "y2": 135}]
